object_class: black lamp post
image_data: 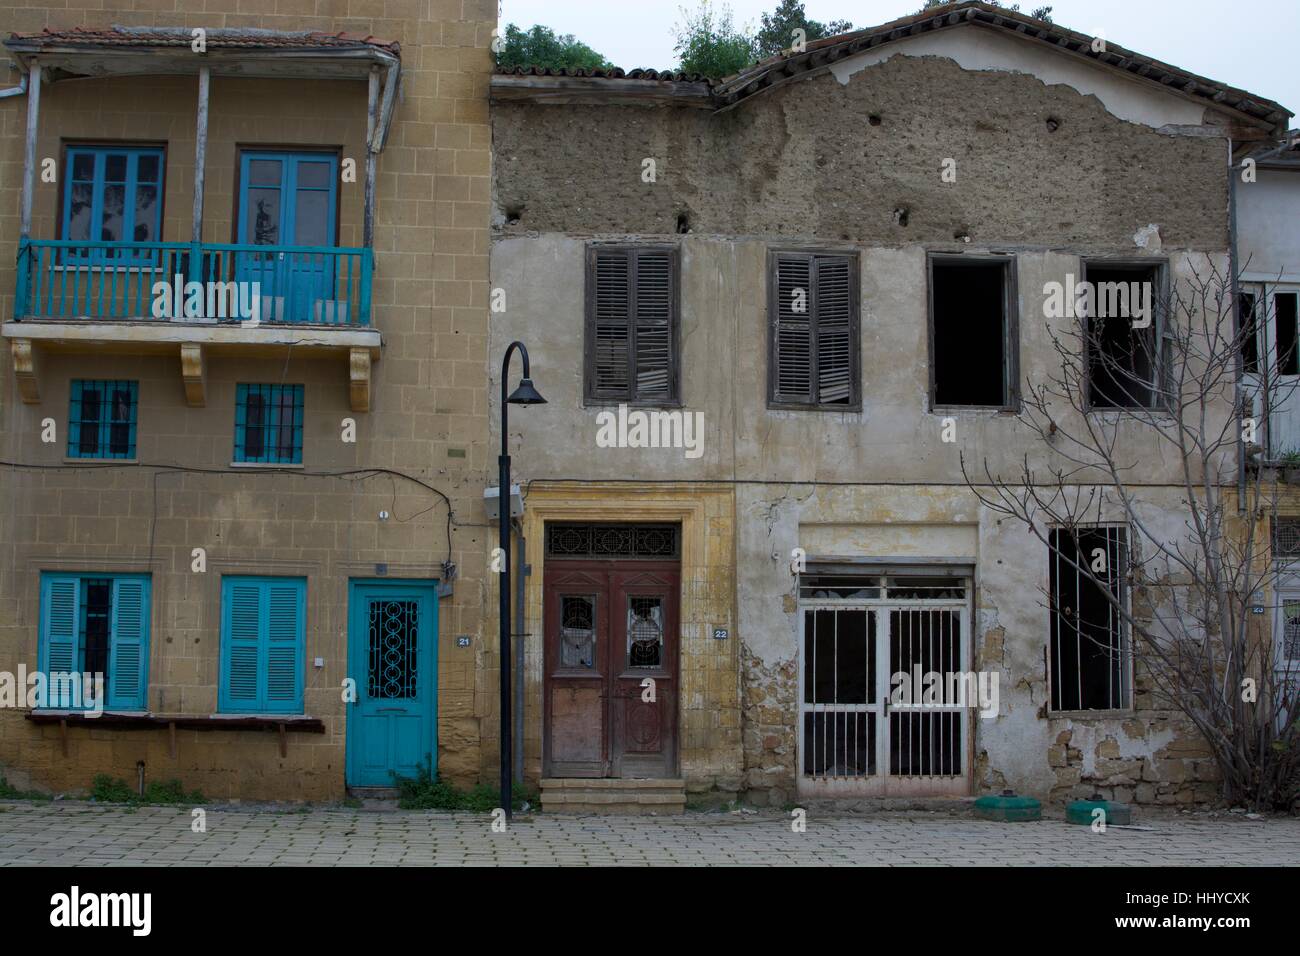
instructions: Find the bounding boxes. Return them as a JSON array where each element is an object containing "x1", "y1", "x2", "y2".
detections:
[{"x1": 499, "y1": 341, "x2": 545, "y2": 821}]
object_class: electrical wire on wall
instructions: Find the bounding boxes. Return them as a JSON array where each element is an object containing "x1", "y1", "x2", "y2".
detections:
[{"x1": 0, "y1": 458, "x2": 461, "y2": 578}]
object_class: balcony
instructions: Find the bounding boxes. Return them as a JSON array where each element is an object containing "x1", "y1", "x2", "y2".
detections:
[
  {"x1": 6, "y1": 239, "x2": 380, "y2": 411},
  {"x1": 2, "y1": 26, "x2": 401, "y2": 413}
]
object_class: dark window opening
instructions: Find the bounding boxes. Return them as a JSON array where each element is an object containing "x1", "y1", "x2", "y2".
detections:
[
  {"x1": 1049, "y1": 527, "x2": 1129, "y2": 711},
  {"x1": 1277, "y1": 292, "x2": 1298, "y2": 376},
  {"x1": 1085, "y1": 265, "x2": 1160, "y2": 409},
  {"x1": 931, "y1": 259, "x2": 1012, "y2": 407},
  {"x1": 78, "y1": 388, "x2": 102, "y2": 456},
  {"x1": 244, "y1": 394, "x2": 266, "y2": 459},
  {"x1": 81, "y1": 578, "x2": 112, "y2": 687},
  {"x1": 1240, "y1": 292, "x2": 1260, "y2": 374}
]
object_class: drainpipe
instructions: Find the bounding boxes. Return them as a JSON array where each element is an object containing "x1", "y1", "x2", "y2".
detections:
[
  {"x1": 1229, "y1": 137, "x2": 1247, "y2": 513},
  {"x1": 513, "y1": 520, "x2": 526, "y2": 782},
  {"x1": 0, "y1": 72, "x2": 27, "y2": 99}
]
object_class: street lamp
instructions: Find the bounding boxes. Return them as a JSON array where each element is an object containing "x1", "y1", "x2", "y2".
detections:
[{"x1": 499, "y1": 341, "x2": 546, "y2": 821}]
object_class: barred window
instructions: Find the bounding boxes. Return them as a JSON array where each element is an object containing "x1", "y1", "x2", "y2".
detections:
[
  {"x1": 546, "y1": 523, "x2": 679, "y2": 559},
  {"x1": 1049, "y1": 527, "x2": 1131, "y2": 711},
  {"x1": 234, "y1": 384, "x2": 304, "y2": 464},
  {"x1": 68, "y1": 380, "x2": 137, "y2": 459}
]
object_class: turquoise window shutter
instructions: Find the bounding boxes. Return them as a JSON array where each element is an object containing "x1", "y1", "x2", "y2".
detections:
[
  {"x1": 264, "y1": 581, "x2": 305, "y2": 713},
  {"x1": 220, "y1": 577, "x2": 305, "y2": 714},
  {"x1": 39, "y1": 575, "x2": 80, "y2": 701},
  {"x1": 107, "y1": 577, "x2": 150, "y2": 710}
]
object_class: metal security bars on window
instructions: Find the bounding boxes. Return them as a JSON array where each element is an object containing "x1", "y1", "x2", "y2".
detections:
[
  {"x1": 1049, "y1": 527, "x2": 1131, "y2": 711},
  {"x1": 68, "y1": 380, "x2": 137, "y2": 459},
  {"x1": 769, "y1": 251, "x2": 859, "y2": 409},
  {"x1": 1273, "y1": 517, "x2": 1300, "y2": 558},
  {"x1": 234, "y1": 384, "x2": 304, "y2": 464},
  {"x1": 546, "y1": 523, "x2": 680, "y2": 559},
  {"x1": 585, "y1": 246, "x2": 679, "y2": 404}
]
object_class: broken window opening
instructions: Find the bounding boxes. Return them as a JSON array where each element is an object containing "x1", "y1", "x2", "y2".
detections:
[
  {"x1": 1084, "y1": 263, "x2": 1163, "y2": 410},
  {"x1": 1240, "y1": 292, "x2": 1261, "y2": 375},
  {"x1": 1049, "y1": 526, "x2": 1131, "y2": 711},
  {"x1": 930, "y1": 257, "x2": 1015, "y2": 408},
  {"x1": 1276, "y1": 292, "x2": 1299, "y2": 377}
]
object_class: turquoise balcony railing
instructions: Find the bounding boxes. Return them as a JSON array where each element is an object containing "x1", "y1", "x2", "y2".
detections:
[{"x1": 14, "y1": 238, "x2": 373, "y2": 327}]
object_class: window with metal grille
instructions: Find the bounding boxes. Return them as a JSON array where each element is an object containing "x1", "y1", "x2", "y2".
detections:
[
  {"x1": 234, "y1": 384, "x2": 304, "y2": 464},
  {"x1": 546, "y1": 523, "x2": 679, "y2": 559},
  {"x1": 1049, "y1": 526, "x2": 1131, "y2": 711},
  {"x1": 769, "y1": 251, "x2": 859, "y2": 409},
  {"x1": 929, "y1": 256, "x2": 1017, "y2": 409},
  {"x1": 1274, "y1": 518, "x2": 1300, "y2": 558},
  {"x1": 585, "y1": 245, "x2": 679, "y2": 405},
  {"x1": 68, "y1": 380, "x2": 137, "y2": 459},
  {"x1": 38, "y1": 572, "x2": 151, "y2": 711}
]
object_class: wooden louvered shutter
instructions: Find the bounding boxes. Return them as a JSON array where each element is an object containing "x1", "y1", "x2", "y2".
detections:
[
  {"x1": 264, "y1": 580, "x2": 304, "y2": 713},
  {"x1": 772, "y1": 254, "x2": 813, "y2": 404},
  {"x1": 222, "y1": 579, "x2": 263, "y2": 711},
  {"x1": 41, "y1": 576, "x2": 80, "y2": 695},
  {"x1": 632, "y1": 249, "x2": 674, "y2": 402},
  {"x1": 591, "y1": 249, "x2": 631, "y2": 399},
  {"x1": 107, "y1": 577, "x2": 149, "y2": 710},
  {"x1": 815, "y1": 255, "x2": 854, "y2": 405}
]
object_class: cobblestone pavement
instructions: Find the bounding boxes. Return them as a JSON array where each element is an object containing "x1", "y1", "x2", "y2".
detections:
[{"x1": 1, "y1": 802, "x2": 1297, "y2": 866}]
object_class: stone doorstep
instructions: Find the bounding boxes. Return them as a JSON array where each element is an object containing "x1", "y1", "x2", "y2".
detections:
[
  {"x1": 539, "y1": 778, "x2": 687, "y2": 815},
  {"x1": 542, "y1": 792, "x2": 686, "y2": 805}
]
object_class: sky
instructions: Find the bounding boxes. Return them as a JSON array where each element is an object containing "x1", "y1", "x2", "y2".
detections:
[{"x1": 499, "y1": 0, "x2": 1300, "y2": 118}]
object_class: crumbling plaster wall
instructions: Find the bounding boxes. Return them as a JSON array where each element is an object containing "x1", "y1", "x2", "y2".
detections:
[
  {"x1": 493, "y1": 48, "x2": 1229, "y2": 251},
  {"x1": 491, "y1": 39, "x2": 1238, "y2": 805},
  {"x1": 736, "y1": 485, "x2": 1220, "y2": 806}
]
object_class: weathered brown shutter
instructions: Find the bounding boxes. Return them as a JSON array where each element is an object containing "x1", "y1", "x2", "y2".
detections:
[
  {"x1": 592, "y1": 250, "x2": 630, "y2": 398},
  {"x1": 773, "y1": 254, "x2": 813, "y2": 403},
  {"x1": 815, "y1": 255, "x2": 853, "y2": 405},
  {"x1": 771, "y1": 252, "x2": 857, "y2": 407},
  {"x1": 588, "y1": 246, "x2": 677, "y2": 403},
  {"x1": 632, "y1": 250, "x2": 673, "y2": 401}
]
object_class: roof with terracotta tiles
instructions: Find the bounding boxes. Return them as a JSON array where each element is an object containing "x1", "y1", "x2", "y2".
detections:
[{"x1": 6, "y1": 25, "x2": 399, "y2": 56}]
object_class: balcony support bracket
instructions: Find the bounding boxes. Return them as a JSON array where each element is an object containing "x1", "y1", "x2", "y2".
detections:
[
  {"x1": 11, "y1": 338, "x2": 39, "y2": 403},
  {"x1": 180, "y1": 343, "x2": 206, "y2": 407},
  {"x1": 350, "y1": 347, "x2": 372, "y2": 413}
]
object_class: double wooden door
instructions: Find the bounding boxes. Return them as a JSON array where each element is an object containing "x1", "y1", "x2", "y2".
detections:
[{"x1": 543, "y1": 560, "x2": 679, "y2": 778}]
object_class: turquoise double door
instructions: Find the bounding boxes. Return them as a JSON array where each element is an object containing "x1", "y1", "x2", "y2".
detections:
[
  {"x1": 236, "y1": 150, "x2": 339, "y2": 323},
  {"x1": 346, "y1": 580, "x2": 438, "y2": 788}
]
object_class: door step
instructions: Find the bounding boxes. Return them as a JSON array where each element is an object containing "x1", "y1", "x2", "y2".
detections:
[
  {"x1": 346, "y1": 786, "x2": 401, "y2": 803},
  {"x1": 540, "y1": 778, "x2": 687, "y2": 815}
]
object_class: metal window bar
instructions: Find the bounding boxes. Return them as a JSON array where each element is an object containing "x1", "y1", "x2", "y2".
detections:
[
  {"x1": 68, "y1": 379, "x2": 137, "y2": 459},
  {"x1": 235, "y1": 384, "x2": 304, "y2": 464},
  {"x1": 1050, "y1": 527, "x2": 1129, "y2": 711}
]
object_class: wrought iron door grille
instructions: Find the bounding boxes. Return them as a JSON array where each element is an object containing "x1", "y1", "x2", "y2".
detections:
[
  {"x1": 368, "y1": 599, "x2": 417, "y2": 699},
  {"x1": 546, "y1": 523, "x2": 679, "y2": 559}
]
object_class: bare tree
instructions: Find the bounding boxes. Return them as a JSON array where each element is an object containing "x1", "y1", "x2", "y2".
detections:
[{"x1": 963, "y1": 260, "x2": 1300, "y2": 811}]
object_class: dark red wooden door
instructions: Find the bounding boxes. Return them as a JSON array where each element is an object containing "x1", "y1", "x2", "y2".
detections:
[{"x1": 544, "y1": 560, "x2": 679, "y2": 778}]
